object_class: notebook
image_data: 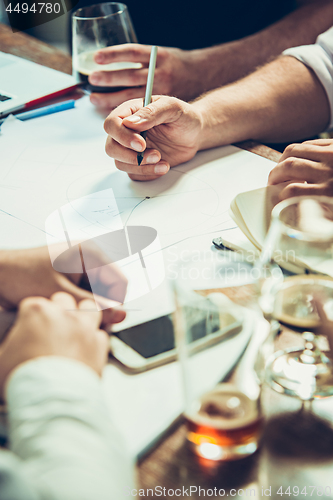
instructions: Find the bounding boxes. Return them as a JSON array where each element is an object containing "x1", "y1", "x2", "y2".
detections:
[
  {"x1": 225, "y1": 184, "x2": 333, "y2": 276},
  {"x1": 229, "y1": 184, "x2": 283, "y2": 251}
]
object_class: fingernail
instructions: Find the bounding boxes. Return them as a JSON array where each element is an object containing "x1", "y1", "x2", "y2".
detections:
[
  {"x1": 154, "y1": 164, "x2": 169, "y2": 174},
  {"x1": 146, "y1": 153, "x2": 160, "y2": 164},
  {"x1": 90, "y1": 95, "x2": 99, "y2": 104},
  {"x1": 126, "y1": 115, "x2": 146, "y2": 124},
  {"x1": 95, "y1": 53, "x2": 104, "y2": 63},
  {"x1": 130, "y1": 140, "x2": 144, "y2": 152},
  {"x1": 90, "y1": 74, "x2": 101, "y2": 84}
]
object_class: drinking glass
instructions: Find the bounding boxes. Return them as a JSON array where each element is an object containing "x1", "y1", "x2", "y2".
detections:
[
  {"x1": 173, "y1": 251, "x2": 264, "y2": 461},
  {"x1": 72, "y1": 2, "x2": 141, "y2": 92},
  {"x1": 257, "y1": 196, "x2": 333, "y2": 402}
]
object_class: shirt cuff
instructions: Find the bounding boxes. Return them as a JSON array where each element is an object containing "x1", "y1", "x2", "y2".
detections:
[
  {"x1": 283, "y1": 27, "x2": 333, "y2": 132},
  {"x1": 5, "y1": 356, "x2": 101, "y2": 413}
]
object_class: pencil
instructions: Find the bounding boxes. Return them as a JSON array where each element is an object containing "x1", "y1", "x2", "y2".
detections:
[
  {"x1": 137, "y1": 45, "x2": 158, "y2": 166},
  {"x1": 0, "y1": 100, "x2": 75, "y2": 126}
]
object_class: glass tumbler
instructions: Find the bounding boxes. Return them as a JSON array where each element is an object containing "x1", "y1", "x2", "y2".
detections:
[{"x1": 173, "y1": 251, "x2": 263, "y2": 461}]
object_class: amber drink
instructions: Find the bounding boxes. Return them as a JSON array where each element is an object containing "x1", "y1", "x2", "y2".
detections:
[
  {"x1": 185, "y1": 384, "x2": 262, "y2": 461},
  {"x1": 72, "y1": 3, "x2": 138, "y2": 92}
]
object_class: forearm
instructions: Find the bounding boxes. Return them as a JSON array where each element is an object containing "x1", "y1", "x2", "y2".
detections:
[
  {"x1": 193, "y1": 56, "x2": 330, "y2": 150},
  {"x1": 0, "y1": 249, "x2": 45, "y2": 309},
  {"x1": 185, "y1": 0, "x2": 333, "y2": 97}
]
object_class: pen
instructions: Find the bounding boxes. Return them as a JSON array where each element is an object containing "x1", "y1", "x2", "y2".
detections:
[
  {"x1": 0, "y1": 100, "x2": 75, "y2": 126},
  {"x1": 137, "y1": 46, "x2": 158, "y2": 166}
]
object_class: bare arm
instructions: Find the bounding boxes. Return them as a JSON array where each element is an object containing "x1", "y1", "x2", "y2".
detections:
[
  {"x1": 194, "y1": 56, "x2": 330, "y2": 148},
  {"x1": 0, "y1": 247, "x2": 126, "y2": 324},
  {"x1": 186, "y1": 0, "x2": 333, "y2": 99},
  {"x1": 90, "y1": 0, "x2": 333, "y2": 108},
  {"x1": 104, "y1": 53, "x2": 330, "y2": 180}
]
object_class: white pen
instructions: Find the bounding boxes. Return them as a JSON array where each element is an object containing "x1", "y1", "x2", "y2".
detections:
[{"x1": 137, "y1": 45, "x2": 158, "y2": 166}]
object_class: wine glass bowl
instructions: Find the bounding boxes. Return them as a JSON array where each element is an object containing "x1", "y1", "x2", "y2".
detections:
[{"x1": 272, "y1": 274, "x2": 333, "y2": 329}]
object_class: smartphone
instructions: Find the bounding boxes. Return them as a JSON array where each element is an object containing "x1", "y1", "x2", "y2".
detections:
[{"x1": 109, "y1": 306, "x2": 243, "y2": 373}]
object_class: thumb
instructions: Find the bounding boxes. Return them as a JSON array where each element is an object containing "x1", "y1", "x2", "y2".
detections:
[
  {"x1": 122, "y1": 96, "x2": 185, "y2": 132},
  {"x1": 58, "y1": 274, "x2": 94, "y2": 303},
  {"x1": 58, "y1": 275, "x2": 125, "y2": 324}
]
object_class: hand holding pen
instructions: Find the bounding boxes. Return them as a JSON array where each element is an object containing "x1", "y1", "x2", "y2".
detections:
[{"x1": 104, "y1": 49, "x2": 203, "y2": 181}]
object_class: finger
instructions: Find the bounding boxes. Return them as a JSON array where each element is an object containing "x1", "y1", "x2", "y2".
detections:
[
  {"x1": 114, "y1": 158, "x2": 170, "y2": 177},
  {"x1": 104, "y1": 281, "x2": 127, "y2": 304},
  {"x1": 16, "y1": 297, "x2": 53, "y2": 330},
  {"x1": 102, "y1": 307, "x2": 126, "y2": 325},
  {"x1": 279, "y1": 182, "x2": 331, "y2": 200},
  {"x1": 89, "y1": 68, "x2": 148, "y2": 88},
  {"x1": 19, "y1": 296, "x2": 50, "y2": 317},
  {"x1": 302, "y1": 138, "x2": 333, "y2": 147},
  {"x1": 105, "y1": 136, "x2": 160, "y2": 165},
  {"x1": 268, "y1": 158, "x2": 326, "y2": 185},
  {"x1": 56, "y1": 275, "x2": 117, "y2": 321},
  {"x1": 86, "y1": 264, "x2": 128, "y2": 304},
  {"x1": 95, "y1": 303, "x2": 124, "y2": 324},
  {"x1": 50, "y1": 291, "x2": 78, "y2": 310},
  {"x1": 94, "y1": 43, "x2": 152, "y2": 65},
  {"x1": 121, "y1": 96, "x2": 184, "y2": 134},
  {"x1": 98, "y1": 263, "x2": 127, "y2": 288},
  {"x1": 57, "y1": 274, "x2": 97, "y2": 303},
  {"x1": 91, "y1": 88, "x2": 146, "y2": 110},
  {"x1": 94, "y1": 329, "x2": 110, "y2": 376},
  {"x1": 279, "y1": 142, "x2": 330, "y2": 163},
  {"x1": 92, "y1": 294, "x2": 125, "y2": 324},
  {"x1": 59, "y1": 269, "x2": 124, "y2": 324},
  {"x1": 78, "y1": 298, "x2": 103, "y2": 328},
  {"x1": 128, "y1": 173, "x2": 163, "y2": 182},
  {"x1": 104, "y1": 113, "x2": 146, "y2": 154}
]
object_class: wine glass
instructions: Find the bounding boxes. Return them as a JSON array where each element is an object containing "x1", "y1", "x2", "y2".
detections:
[
  {"x1": 257, "y1": 196, "x2": 333, "y2": 403},
  {"x1": 72, "y1": 2, "x2": 141, "y2": 93}
]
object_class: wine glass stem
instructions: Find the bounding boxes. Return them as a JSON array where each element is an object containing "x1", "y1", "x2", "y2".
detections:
[{"x1": 301, "y1": 399, "x2": 313, "y2": 412}]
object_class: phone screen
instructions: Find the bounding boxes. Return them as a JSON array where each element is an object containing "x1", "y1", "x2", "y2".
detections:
[
  {"x1": 114, "y1": 316, "x2": 175, "y2": 359},
  {"x1": 113, "y1": 304, "x2": 221, "y2": 359}
]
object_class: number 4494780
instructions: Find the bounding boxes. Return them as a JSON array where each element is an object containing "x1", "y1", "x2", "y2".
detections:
[
  {"x1": 277, "y1": 486, "x2": 332, "y2": 496},
  {"x1": 5, "y1": 3, "x2": 61, "y2": 14}
]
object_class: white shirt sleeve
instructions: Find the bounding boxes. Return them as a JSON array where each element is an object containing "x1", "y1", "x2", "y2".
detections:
[
  {"x1": 283, "y1": 26, "x2": 333, "y2": 131},
  {"x1": 2, "y1": 356, "x2": 134, "y2": 500}
]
